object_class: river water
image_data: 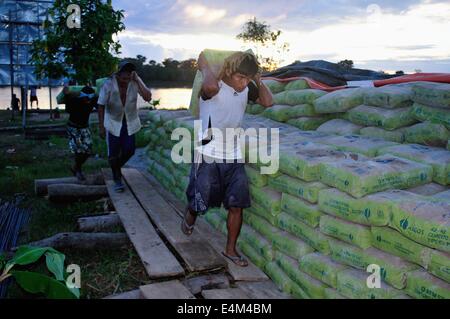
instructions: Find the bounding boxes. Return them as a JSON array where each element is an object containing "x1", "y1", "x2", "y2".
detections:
[{"x1": 0, "y1": 86, "x2": 192, "y2": 110}]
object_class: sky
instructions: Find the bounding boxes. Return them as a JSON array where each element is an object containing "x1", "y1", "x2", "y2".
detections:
[{"x1": 112, "y1": 0, "x2": 450, "y2": 73}]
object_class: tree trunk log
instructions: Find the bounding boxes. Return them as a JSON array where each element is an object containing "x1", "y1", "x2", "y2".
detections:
[
  {"x1": 77, "y1": 214, "x2": 121, "y2": 232},
  {"x1": 47, "y1": 184, "x2": 108, "y2": 202},
  {"x1": 25, "y1": 232, "x2": 129, "y2": 250},
  {"x1": 35, "y1": 174, "x2": 104, "y2": 196}
]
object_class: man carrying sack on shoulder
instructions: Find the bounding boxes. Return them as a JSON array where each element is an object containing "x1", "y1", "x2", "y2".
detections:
[{"x1": 181, "y1": 51, "x2": 273, "y2": 267}]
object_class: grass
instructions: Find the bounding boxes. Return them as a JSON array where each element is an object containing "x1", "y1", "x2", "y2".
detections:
[
  {"x1": 0, "y1": 110, "x2": 68, "y2": 129},
  {"x1": 1, "y1": 121, "x2": 151, "y2": 299}
]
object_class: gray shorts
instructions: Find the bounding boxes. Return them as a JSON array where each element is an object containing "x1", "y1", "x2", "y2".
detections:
[{"x1": 185, "y1": 157, "x2": 251, "y2": 215}]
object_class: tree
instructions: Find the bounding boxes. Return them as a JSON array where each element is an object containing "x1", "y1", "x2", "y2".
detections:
[
  {"x1": 30, "y1": 0, "x2": 125, "y2": 84},
  {"x1": 236, "y1": 17, "x2": 290, "y2": 71},
  {"x1": 337, "y1": 59, "x2": 354, "y2": 69}
]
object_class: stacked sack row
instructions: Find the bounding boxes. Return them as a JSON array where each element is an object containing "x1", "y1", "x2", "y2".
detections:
[
  {"x1": 144, "y1": 107, "x2": 449, "y2": 299},
  {"x1": 249, "y1": 80, "x2": 450, "y2": 150}
]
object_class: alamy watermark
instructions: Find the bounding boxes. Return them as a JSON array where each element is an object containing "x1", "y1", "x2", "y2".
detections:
[
  {"x1": 366, "y1": 264, "x2": 381, "y2": 289},
  {"x1": 66, "y1": 4, "x2": 81, "y2": 29},
  {"x1": 66, "y1": 264, "x2": 81, "y2": 289}
]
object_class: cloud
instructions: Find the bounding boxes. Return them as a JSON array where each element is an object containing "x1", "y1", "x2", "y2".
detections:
[
  {"x1": 183, "y1": 4, "x2": 227, "y2": 25},
  {"x1": 387, "y1": 45, "x2": 436, "y2": 51},
  {"x1": 112, "y1": 0, "x2": 450, "y2": 73},
  {"x1": 356, "y1": 58, "x2": 450, "y2": 73}
]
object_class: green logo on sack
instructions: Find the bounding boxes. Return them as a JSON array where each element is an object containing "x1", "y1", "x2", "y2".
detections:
[
  {"x1": 380, "y1": 268, "x2": 387, "y2": 280},
  {"x1": 364, "y1": 208, "x2": 371, "y2": 219},
  {"x1": 419, "y1": 173, "x2": 426, "y2": 181},
  {"x1": 400, "y1": 219, "x2": 409, "y2": 230},
  {"x1": 376, "y1": 235, "x2": 382, "y2": 242},
  {"x1": 344, "y1": 180, "x2": 349, "y2": 186},
  {"x1": 349, "y1": 234, "x2": 354, "y2": 241}
]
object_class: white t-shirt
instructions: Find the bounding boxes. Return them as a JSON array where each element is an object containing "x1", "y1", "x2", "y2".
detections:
[{"x1": 197, "y1": 81, "x2": 254, "y2": 160}]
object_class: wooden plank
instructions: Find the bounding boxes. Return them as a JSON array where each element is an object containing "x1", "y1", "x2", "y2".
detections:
[
  {"x1": 103, "y1": 172, "x2": 184, "y2": 279},
  {"x1": 201, "y1": 288, "x2": 250, "y2": 299},
  {"x1": 139, "y1": 169, "x2": 186, "y2": 217},
  {"x1": 140, "y1": 280, "x2": 196, "y2": 299},
  {"x1": 122, "y1": 168, "x2": 226, "y2": 273},
  {"x1": 104, "y1": 289, "x2": 141, "y2": 299},
  {"x1": 195, "y1": 219, "x2": 269, "y2": 282},
  {"x1": 236, "y1": 281, "x2": 292, "y2": 299},
  {"x1": 136, "y1": 167, "x2": 269, "y2": 282},
  {"x1": 182, "y1": 274, "x2": 230, "y2": 295}
]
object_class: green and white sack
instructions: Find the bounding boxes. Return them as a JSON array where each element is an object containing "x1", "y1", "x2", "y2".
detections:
[
  {"x1": 285, "y1": 79, "x2": 309, "y2": 91},
  {"x1": 299, "y1": 252, "x2": 348, "y2": 288},
  {"x1": 319, "y1": 134, "x2": 398, "y2": 157},
  {"x1": 286, "y1": 117, "x2": 331, "y2": 131},
  {"x1": 411, "y1": 103, "x2": 450, "y2": 129},
  {"x1": 405, "y1": 270, "x2": 450, "y2": 299},
  {"x1": 285, "y1": 104, "x2": 317, "y2": 118},
  {"x1": 337, "y1": 269, "x2": 404, "y2": 299},
  {"x1": 246, "y1": 201, "x2": 278, "y2": 226},
  {"x1": 281, "y1": 193, "x2": 323, "y2": 228},
  {"x1": 359, "y1": 127, "x2": 406, "y2": 143},
  {"x1": 245, "y1": 165, "x2": 268, "y2": 187},
  {"x1": 319, "y1": 155, "x2": 433, "y2": 198},
  {"x1": 272, "y1": 230, "x2": 314, "y2": 260},
  {"x1": 314, "y1": 88, "x2": 365, "y2": 113},
  {"x1": 277, "y1": 212, "x2": 331, "y2": 254},
  {"x1": 324, "y1": 288, "x2": 346, "y2": 299},
  {"x1": 318, "y1": 188, "x2": 392, "y2": 226},
  {"x1": 268, "y1": 174, "x2": 328, "y2": 203},
  {"x1": 262, "y1": 104, "x2": 292, "y2": 122},
  {"x1": 275, "y1": 252, "x2": 328, "y2": 299},
  {"x1": 389, "y1": 197, "x2": 450, "y2": 253},
  {"x1": 429, "y1": 250, "x2": 450, "y2": 283},
  {"x1": 404, "y1": 122, "x2": 449, "y2": 147},
  {"x1": 412, "y1": 82, "x2": 450, "y2": 109},
  {"x1": 280, "y1": 89, "x2": 327, "y2": 106},
  {"x1": 371, "y1": 226, "x2": 432, "y2": 268},
  {"x1": 363, "y1": 85, "x2": 413, "y2": 108},
  {"x1": 378, "y1": 143, "x2": 450, "y2": 185},
  {"x1": 279, "y1": 141, "x2": 360, "y2": 182},
  {"x1": 319, "y1": 215, "x2": 372, "y2": 249},
  {"x1": 264, "y1": 261, "x2": 293, "y2": 294},
  {"x1": 316, "y1": 119, "x2": 363, "y2": 135},
  {"x1": 249, "y1": 185, "x2": 282, "y2": 215},
  {"x1": 262, "y1": 79, "x2": 286, "y2": 94},
  {"x1": 347, "y1": 105, "x2": 416, "y2": 130}
]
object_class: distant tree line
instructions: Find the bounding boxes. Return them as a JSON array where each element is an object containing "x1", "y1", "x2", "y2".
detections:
[{"x1": 119, "y1": 55, "x2": 197, "y2": 86}]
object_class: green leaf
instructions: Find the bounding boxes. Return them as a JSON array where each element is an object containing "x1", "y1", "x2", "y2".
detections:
[
  {"x1": 12, "y1": 271, "x2": 78, "y2": 299},
  {"x1": 45, "y1": 251, "x2": 66, "y2": 281},
  {"x1": 7, "y1": 246, "x2": 50, "y2": 268}
]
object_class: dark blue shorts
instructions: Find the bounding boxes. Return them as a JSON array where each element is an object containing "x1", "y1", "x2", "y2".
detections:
[
  {"x1": 185, "y1": 157, "x2": 251, "y2": 215},
  {"x1": 106, "y1": 119, "x2": 135, "y2": 160}
]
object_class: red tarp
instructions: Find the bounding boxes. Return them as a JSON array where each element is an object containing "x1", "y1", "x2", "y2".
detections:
[{"x1": 262, "y1": 73, "x2": 450, "y2": 92}]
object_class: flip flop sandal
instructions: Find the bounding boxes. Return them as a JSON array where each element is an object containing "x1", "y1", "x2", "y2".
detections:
[
  {"x1": 222, "y1": 252, "x2": 249, "y2": 267},
  {"x1": 181, "y1": 209, "x2": 194, "y2": 236}
]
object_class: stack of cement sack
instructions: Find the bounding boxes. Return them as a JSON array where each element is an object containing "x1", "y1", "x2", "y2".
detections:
[
  {"x1": 248, "y1": 80, "x2": 450, "y2": 150},
  {"x1": 144, "y1": 107, "x2": 449, "y2": 299}
]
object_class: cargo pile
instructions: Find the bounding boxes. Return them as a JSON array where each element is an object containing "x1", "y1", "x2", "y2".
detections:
[
  {"x1": 144, "y1": 77, "x2": 449, "y2": 299},
  {"x1": 249, "y1": 80, "x2": 450, "y2": 150}
]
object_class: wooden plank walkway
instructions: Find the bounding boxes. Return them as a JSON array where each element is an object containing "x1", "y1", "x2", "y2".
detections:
[
  {"x1": 140, "y1": 280, "x2": 195, "y2": 299},
  {"x1": 201, "y1": 288, "x2": 250, "y2": 299},
  {"x1": 137, "y1": 168, "x2": 270, "y2": 282},
  {"x1": 103, "y1": 171, "x2": 185, "y2": 279},
  {"x1": 122, "y1": 168, "x2": 226, "y2": 273},
  {"x1": 99, "y1": 158, "x2": 290, "y2": 299}
]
